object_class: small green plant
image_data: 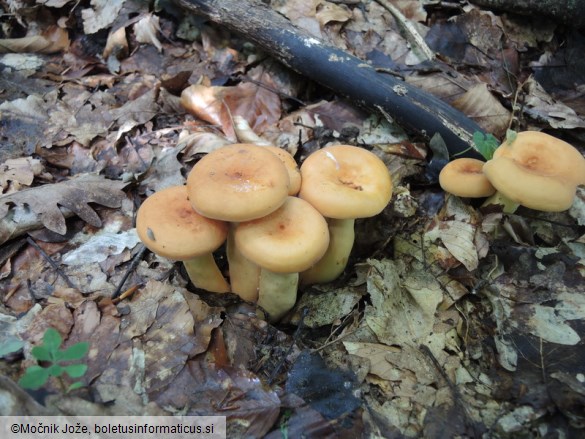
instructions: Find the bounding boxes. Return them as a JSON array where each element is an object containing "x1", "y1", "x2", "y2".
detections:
[
  {"x1": 505, "y1": 128, "x2": 518, "y2": 145},
  {"x1": 18, "y1": 328, "x2": 89, "y2": 393},
  {"x1": 472, "y1": 131, "x2": 500, "y2": 160},
  {"x1": 279, "y1": 409, "x2": 292, "y2": 439}
]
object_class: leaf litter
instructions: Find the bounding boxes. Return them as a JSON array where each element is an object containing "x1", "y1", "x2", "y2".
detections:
[{"x1": 0, "y1": 0, "x2": 584, "y2": 437}]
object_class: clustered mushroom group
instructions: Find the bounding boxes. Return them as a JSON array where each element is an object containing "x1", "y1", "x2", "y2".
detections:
[
  {"x1": 136, "y1": 143, "x2": 393, "y2": 322},
  {"x1": 439, "y1": 131, "x2": 585, "y2": 213}
]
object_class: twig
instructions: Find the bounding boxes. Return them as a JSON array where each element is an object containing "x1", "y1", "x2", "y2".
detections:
[
  {"x1": 236, "y1": 74, "x2": 306, "y2": 106},
  {"x1": 312, "y1": 310, "x2": 361, "y2": 353},
  {"x1": 112, "y1": 284, "x2": 141, "y2": 304},
  {"x1": 374, "y1": 0, "x2": 435, "y2": 61},
  {"x1": 267, "y1": 307, "x2": 308, "y2": 384},
  {"x1": 26, "y1": 236, "x2": 76, "y2": 289},
  {"x1": 111, "y1": 244, "x2": 147, "y2": 299},
  {"x1": 419, "y1": 344, "x2": 479, "y2": 436},
  {"x1": 507, "y1": 75, "x2": 531, "y2": 131}
]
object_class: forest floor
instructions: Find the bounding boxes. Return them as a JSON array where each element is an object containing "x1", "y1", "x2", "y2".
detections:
[{"x1": 1, "y1": 0, "x2": 585, "y2": 438}]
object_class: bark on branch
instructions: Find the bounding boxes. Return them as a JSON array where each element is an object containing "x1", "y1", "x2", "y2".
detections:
[
  {"x1": 174, "y1": 0, "x2": 486, "y2": 159},
  {"x1": 470, "y1": 0, "x2": 585, "y2": 29}
]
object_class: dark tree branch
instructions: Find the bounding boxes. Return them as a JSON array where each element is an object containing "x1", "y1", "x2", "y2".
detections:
[
  {"x1": 470, "y1": 0, "x2": 585, "y2": 29},
  {"x1": 173, "y1": 0, "x2": 486, "y2": 159}
]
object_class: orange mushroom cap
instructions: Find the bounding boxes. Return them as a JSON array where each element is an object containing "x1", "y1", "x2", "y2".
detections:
[
  {"x1": 187, "y1": 144, "x2": 290, "y2": 222},
  {"x1": 298, "y1": 145, "x2": 393, "y2": 219},
  {"x1": 136, "y1": 185, "x2": 228, "y2": 260},
  {"x1": 439, "y1": 158, "x2": 496, "y2": 198},
  {"x1": 493, "y1": 131, "x2": 585, "y2": 186},
  {"x1": 483, "y1": 156, "x2": 577, "y2": 212},
  {"x1": 234, "y1": 197, "x2": 330, "y2": 273},
  {"x1": 483, "y1": 131, "x2": 585, "y2": 212},
  {"x1": 262, "y1": 145, "x2": 302, "y2": 196}
]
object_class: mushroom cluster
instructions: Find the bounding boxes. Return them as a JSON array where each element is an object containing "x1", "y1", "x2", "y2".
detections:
[
  {"x1": 136, "y1": 143, "x2": 393, "y2": 321},
  {"x1": 439, "y1": 131, "x2": 585, "y2": 213}
]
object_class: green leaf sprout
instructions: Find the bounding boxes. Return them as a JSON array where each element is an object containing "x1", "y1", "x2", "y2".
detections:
[
  {"x1": 472, "y1": 131, "x2": 500, "y2": 160},
  {"x1": 18, "y1": 328, "x2": 89, "y2": 393}
]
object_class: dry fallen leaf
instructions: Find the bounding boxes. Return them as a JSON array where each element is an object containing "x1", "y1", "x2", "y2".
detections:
[
  {"x1": 82, "y1": 0, "x2": 126, "y2": 34},
  {"x1": 61, "y1": 229, "x2": 140, "y2": 266},
  {"x1": 0, "y1": 157, "x2": 43, "y2": 194},
  {"x1": 287, "y1": 283, "x2": 363, "y2": 327},
  {"x1": 315, "y1": 2, "x2": 351, "y2": 26},
  {"x1": 524, "y1": 77, "x2": 585, "y2": 129},
  {"x1": 134, "y1": 14, "x2": 163, "y2": 52},
  {"x1": 364, "y1": 259, "x2": 441, "y2": 345},
  {"x1": 425, "y1": 196, "x2": 485, "y2": 271},
  {"x1": 0, "y1": 26, "x2": 69, "y2": 54},
  {"x1": 0, "y1": 174, "x2": 126, "y2": 243},
  {"x1": 344, "y1": 342, "x2": 436, "y2": 384},
  {"x1": 102, "y1": 26, "x2": 129, "y2": 60},
  {"x1": 451, "y1": 83, "x2": 511, "y2": 137},
  {"x1": 181, "y1": 67, "x2": 282, "y2": 140}
]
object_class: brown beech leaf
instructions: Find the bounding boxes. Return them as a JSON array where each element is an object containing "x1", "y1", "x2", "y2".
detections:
[
  {"x1": 181, "y1": 68, "x2": 281, "y2": 139},
  {"x1": 451, "y1": 83, "x2": 511, "y2": 137},
  {"x1": 0, "y1": 26, "x2": 69, "y2": 54},
  {"x1": 82, "y1": 0, "x2": 125, "y2": 34},
  {"x1": 134, "y1": 14, "x2": 163, "y2": 52},
  {"x1": 0, "y1": 174, "x2": 126, "y2": 242},
  {"x1": 0, "y1": 157, "x2": 43, "y2": 194}
]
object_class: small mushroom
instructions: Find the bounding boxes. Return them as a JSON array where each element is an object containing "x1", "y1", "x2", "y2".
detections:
[
  {"x1": 483, "y1": 131, "x2": 585, "y2": 212},
  {"x1": 186, "y1": 143, "x2": 290, "y2": 301},
  {"x1": 439, "y1": 158, "x2": 496, "y2": 198},
  {"x1": 262, "y1": 145, "x2": 302, "y2": 195},
  {"x1": 136, "y1": 185, "x2": 230, "y2": 293},
  {"x1": 234, "y1": 197, "x2": 330, "y2": 321},
  {"x1": 298, "y1": 145, "x2": 393, "y2": 285},
  {"x1": 230, "y1": 115, "x2": 302, "y2": 194}
]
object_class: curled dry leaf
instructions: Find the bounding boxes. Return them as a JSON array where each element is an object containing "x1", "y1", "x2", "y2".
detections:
[
  {"x1": 233, "y1": 115, "x2": 271, "y2": 145},
  {"x1": 134, "y1": 14, "x2": 163, "y2": 52},
  {"x1": 181, "y1": 68, "x2": 282, "y2": 140},
  {"x1": 0, "y1": 26, "x2": 69, "y2": 54},
  {"x1": 178, "y1": 130, "x2": 231, "y2": 157},
  {"x1": 451, "y1": 83, "x2": 511, "y2": 137},
  {"x1": 0, "y1": 174, "x2": 126, "y2": 244},
  {"x1": 102, "y1": 26, "x2": 128, "y2": 60},
  {"x1": 524, "y1": 77, "x2": 585, "y2": 129},
  {"x1": 425, "y1": 196, "x2": 486, "y2": 271},
  {"x1": 315, "y1": 2, "x2": 351, "y2": 26},
  {"x1": 0, "y1": 157, "x2": 43, "y2": 194},
  {"x1": 82, "y1": 0, "x2": 126, "y2": 34},
  {"x1": 61, "y1": 229, "x2": 140, "y2": 266}
]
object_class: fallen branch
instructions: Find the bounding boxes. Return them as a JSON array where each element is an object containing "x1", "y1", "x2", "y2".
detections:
[
  {"x1": 174, "y1": 0, "x2": 485, "y2": 159},
  {"x1": 470, "y1": 0, "x2": 585, "y2": 29}
]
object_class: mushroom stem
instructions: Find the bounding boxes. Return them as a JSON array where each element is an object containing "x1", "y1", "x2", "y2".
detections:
[
  {"x1": 227, "y1": 226, "x2": 259, "y2": 302},
  {"x1": 300, "y1": 218, "x2": 355, "y2": 285},
  {"x1": 481, "y1": 191, "x2": 520, "y2": 214},
  {"x1": 183, "y1": 253, "x2": 230, "y2": 293},
  {"x1": 257, "y1": 269, "x2": 298, "y2": 322}
]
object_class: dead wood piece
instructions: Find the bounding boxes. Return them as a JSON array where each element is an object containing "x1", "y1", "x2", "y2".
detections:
[
  {"x1": 470, "y1": 0, "x2": 585, "y2": 29},
  {"x1": 174, "y1": 0, "x2": 485, "y2": 159}
]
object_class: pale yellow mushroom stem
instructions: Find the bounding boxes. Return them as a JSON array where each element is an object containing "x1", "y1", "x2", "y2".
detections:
[
  {"x1": 226, "y1": 226, "x2": 260, "y2": 302},
  {"x1": 257, "y1": 270, "x2": 298, "y2": 322},
  {"x1": 183, "y1": 254, "x2": 230, "y2": 293},
  {"x1": 301, "y1": 218, "x2": 355, "y2": 285}
]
